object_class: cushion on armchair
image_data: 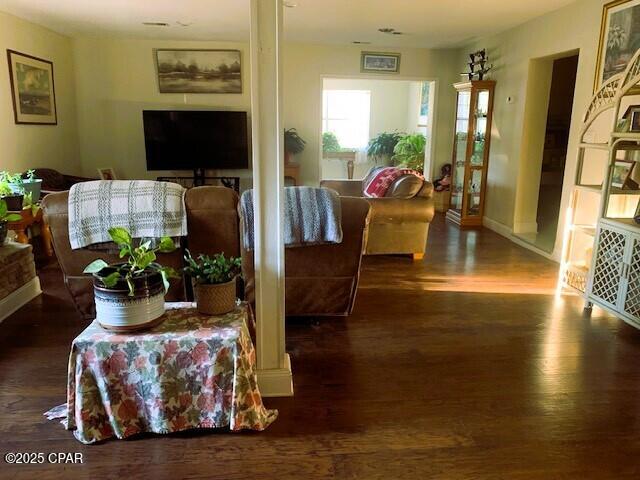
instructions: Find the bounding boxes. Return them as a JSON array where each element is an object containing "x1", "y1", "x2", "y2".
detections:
[{"x1": 363, "y1": 166, "x2": 424, "y2": 199}]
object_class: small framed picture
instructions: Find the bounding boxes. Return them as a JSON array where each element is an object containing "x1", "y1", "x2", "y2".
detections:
[
  {"x1": 361, "y1": 52, "x2": 401, "y2": 73},
  {"x1": 97, "y1": 168, "x2": 117, "y2": 180},
  {"x1": 611, "y1": 160, "x2": 635, "y2": 189}
]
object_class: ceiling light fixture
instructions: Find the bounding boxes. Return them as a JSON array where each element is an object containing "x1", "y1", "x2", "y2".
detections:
[
  {"x1": 176, "y1": 21, "x2": 193, "y2": 27},
  {"x1": 283, "y1": 1, "x2": 298, "y2": 7},
  {"x1": 352, "y1": 41, "x2": 371, "y2": 45},
  {"x1": 142, "y1": 22, "x2": 170, "y2": 27},
  {"x1": 378, "y1": 27, "x2": 404, "y2": 35}
]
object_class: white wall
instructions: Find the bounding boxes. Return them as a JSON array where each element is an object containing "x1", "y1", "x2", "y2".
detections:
[
  {"x1": 321, "y1": 77, "x2": 418, "y2": 179},
  {"x1": 457, "y1": 0, "x2": 609, "y2": 260},
  {"x1": 0, "y1": 11, "x2": 80, "y2": 175}
]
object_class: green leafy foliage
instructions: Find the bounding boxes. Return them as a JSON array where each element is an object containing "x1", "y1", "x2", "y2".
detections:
[
  {"x1": 284, "y1": 128, "x2": 306, "y2": 154},
  {"x1": 183, "y1": 250, "x2": 241, "y2": 285},
  {"x1": 392, "y1": 133, "x2": 427, "y2": 172},
  {"x1": 322, "y1": 132, "x2": 341, "y2": 152},
  {"x1": 0, "y1": 199, "x2": 22, "y2": 223},
  {"x1": 83, "y1": 227, "x2": 179, "y2": 296},
  {"x1": 367, "y1": 132, "x2": 403, "y2": 161}
]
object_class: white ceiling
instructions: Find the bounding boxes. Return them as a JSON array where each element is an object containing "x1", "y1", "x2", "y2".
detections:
[{"x1": 1, "y1": 0, "x2": 577, "y2": 48}]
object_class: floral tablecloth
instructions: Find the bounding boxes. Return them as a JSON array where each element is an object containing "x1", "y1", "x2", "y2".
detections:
[{"x1": 46, "y1": 302, "x2": 277, "y2": 444}]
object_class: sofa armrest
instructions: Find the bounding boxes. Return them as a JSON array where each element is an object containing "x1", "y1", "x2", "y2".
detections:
[
  {"x1": 366, "y1": 196, "x2": 434, "y2": 224},
  {"x1": 320, "y1": 179, "x2": 363, "y2": 197}
]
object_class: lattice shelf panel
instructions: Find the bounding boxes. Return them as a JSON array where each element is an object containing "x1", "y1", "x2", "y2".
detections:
[
  {"x1": 624, "y1": 238, "x2": 640, "y2": 318},
  {"x1": 591, "y1": 228, "x2": 626, "y2": 306}
]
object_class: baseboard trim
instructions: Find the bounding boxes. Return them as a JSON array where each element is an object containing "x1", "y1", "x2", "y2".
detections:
[
  {"x1": 512, "y1": 221, "x2": 538, "y2": 234},
  {"x1": 482, "y1": 217, "x2": 555, "y2": 261},
  {"x1": 0, "y1": 276, "x2": 42, "y2": 324},
  {"x1": 258, "y1": 353, "x2": 294, "y2": 397}
]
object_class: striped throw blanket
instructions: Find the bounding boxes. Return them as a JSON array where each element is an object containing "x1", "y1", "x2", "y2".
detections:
[
  {"x1": 240, "y1": 187, "x2": 343, "y2": 251},
  {"x1": 68, "y1": 180, "x2": 187, "y2": 249}
]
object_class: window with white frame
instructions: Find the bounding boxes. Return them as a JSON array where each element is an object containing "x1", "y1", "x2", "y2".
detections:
[{"x1": 322, "y1": 89, "x2": 371, "y2": 149}]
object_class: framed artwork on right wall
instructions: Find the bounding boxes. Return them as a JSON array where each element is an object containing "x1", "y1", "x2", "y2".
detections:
[{"x1": 595, "y1": 0, "x2": 640, "y2": 91}]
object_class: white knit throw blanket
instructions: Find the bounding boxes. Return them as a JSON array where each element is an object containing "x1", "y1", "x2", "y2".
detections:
[
  {"x1": 68, "y1": 180, "x2": 187, "y2": 249},
  {"x1": 240, "y1": 186, "x2": 343, "y2": 251}
]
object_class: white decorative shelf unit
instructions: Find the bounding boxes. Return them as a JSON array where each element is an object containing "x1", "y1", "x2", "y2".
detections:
[{"x1": 559, "y1": 49, "x2": 640, "y2": 329}]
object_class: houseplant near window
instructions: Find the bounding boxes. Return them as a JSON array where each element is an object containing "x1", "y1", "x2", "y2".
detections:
[
  {"x1": 392, "y1": 133, "x2": 427, "y2": 173},
  {"x1": 284, "y1": 128, "x2": 306, "y2": 165},
  {"x1": 184, "y1": 250, "x2": 241, "y2": 315},
  {"x1": 322, "y1": 132, "x2": 341, "y2": 153},
  {"x1": 0, "y1": 199, "x2": 22, "y2": 245},
  {"x1": 83, "y1": 227, "x2": 179, "y2": 331},
  {"x1": 367, "y1": 132, "x2": 403, "y2": 165}
]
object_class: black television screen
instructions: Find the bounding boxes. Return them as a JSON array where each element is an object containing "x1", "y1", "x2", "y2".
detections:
[{"x1": 143, "y1": 110, "x2": 249, "y2": 170}]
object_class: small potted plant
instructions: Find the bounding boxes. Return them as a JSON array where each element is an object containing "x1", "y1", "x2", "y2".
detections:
[
  {"x1": 21, "y1": 170, "x2": 42, "y2": 201},
  {"x1": 0, "y1": 172, "x2": 24, "y2": 211},
  {"x1": 184, "y1": 250, "x2": 241, "y2": 315},
  {"x1": 322, "y1": 132, "x2": 341, "y2": 153},
  {"x1": 0, "y1": 199, "x2": 22, "y2": 245},
  {"x1": 284, "y1": 128, "x2": 306, "y2": 165},
  {"x1": 392, "y1": 133, "x2": 427, "y2": 173},
  {"x1": 83, "y1": 227, "x2": 179, "y2": 331},
  {"x1": 367, "y1": 132, "x2": 403, "y2": 165}
]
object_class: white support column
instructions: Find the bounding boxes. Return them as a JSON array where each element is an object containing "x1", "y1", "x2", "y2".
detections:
[{"x1": 249, "y1": 0, "x2": 293, "y2": 397}]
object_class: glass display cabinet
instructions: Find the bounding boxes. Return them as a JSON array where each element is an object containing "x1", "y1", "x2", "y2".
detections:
[{"x1": 446, "y1": 80, "x2": 496, "y2": 228}]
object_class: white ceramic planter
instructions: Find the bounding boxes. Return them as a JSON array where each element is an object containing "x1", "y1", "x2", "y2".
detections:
[{"x1": 93, "y1": 266, "x2": 166, "y2": 332}]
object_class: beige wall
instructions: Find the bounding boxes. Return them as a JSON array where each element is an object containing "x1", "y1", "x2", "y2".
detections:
[
  {"x1": 72, "y1": 37, "x2": 251, "y2": 185},
  {"x1": 457, "y1": 0, "x2": 607, "y2": 260},
  {"x1": 0, "y1": 11, "x2": 80, "y2": 175},
  {"x1": 285, "y1": 43, "x2": 459, "y2": 184},
  {"x1": 71, "y1": 38, "x2": 459, "y2": 186}
]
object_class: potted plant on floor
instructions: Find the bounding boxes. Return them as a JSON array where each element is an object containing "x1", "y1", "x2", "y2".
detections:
[
  {"x1": 392, "y1": 133, "x2": 427, "y2": 173},
  {"x1": 83, "y1": 227, "x2": 179, "y2": 331},
  {"x1": 184, "y1": 250, "x2": 242, "y2": 315},
  {"x1": 367, "y1": 132, "x2": 403, "y2": 165},
  {"x1": 0, "y1": 199, "x2": 22, "y2": 245},
  {"x1": 0, "y1": 175, "x2": 23, "y2": 212},
  {"x1": 284, "y1": 128, "x2": 306, "y2": 165}
]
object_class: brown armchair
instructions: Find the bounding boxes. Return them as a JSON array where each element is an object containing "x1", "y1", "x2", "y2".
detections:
[
  {"x1": 42, "y1": 186, "x2": 239, "y2": 320},
  {"x1": 239, "y1": 196, "x2": 371, "y2": 317},
  {"x1": 320, "y1": 178, "x2": 434, "y2": 259}
]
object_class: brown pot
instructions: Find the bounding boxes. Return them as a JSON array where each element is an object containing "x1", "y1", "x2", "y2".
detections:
[{"x1": 195, "y1": 278, "x2": 237, "y2": 315}]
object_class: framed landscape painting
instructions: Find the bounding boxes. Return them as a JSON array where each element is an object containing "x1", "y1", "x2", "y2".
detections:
[
  {"x1": 595, "y1": 0, "x2": 640, "y2": 90},
  {"x1": 155, "y1": 49, "x2": 242, "y2": 94},
  {"x1": 7, "y1": 50, "x2": 57, "y2": 125},
  {"x1": 361, "y1": 52, "x2": 401, "y2": 73}
]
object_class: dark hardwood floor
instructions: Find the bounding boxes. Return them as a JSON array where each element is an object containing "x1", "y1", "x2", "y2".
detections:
[{"x1": 2, "y1": 214, "x2": 640, "y2": 479}]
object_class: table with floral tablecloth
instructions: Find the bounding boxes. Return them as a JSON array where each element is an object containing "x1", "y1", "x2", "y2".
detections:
[{"x1": 45, "y1": 302, "x2": 277, "y2": 444}]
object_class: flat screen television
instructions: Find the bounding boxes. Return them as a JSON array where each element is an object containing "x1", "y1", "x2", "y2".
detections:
[{"x1": 142, "y1": 110, "x2": 249, "y2": 171}]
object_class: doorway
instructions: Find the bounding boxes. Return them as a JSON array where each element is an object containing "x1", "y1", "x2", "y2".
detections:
[
  {"x1": 320, "y1": 77, "x2": 435, "y2": 181},
  {"x1": 514, "y1": 53, "x2": 579, "y2": 253}
]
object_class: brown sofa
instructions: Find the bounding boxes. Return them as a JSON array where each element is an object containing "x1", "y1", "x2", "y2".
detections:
[
  {"x1": 43, "y1": 185, "x2": 370, "y2": 319},
  {"x1": 320, "y1": 178, "x2": 434, "y2": 259}
]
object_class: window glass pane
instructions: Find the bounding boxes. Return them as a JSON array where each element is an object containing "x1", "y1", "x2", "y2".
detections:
[{"x1": 322, "y1": 90, "x2": 371, "y2": 149}]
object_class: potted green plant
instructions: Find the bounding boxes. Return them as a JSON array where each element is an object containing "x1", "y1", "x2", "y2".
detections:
[
  {"x1": 183, "y1": 250, "x2": 242, "y2": 315},
  {"x1": 367, "y1": 132, "x2": 403, "y2": 165},
  {"x1": 83, "y1": 227, "x2": 179, "y2": 331},
  {"x1": 392, "y1": 133, "x2": 427, "y2": 172},
  {"x1": 322, "y1": 132, "x2": 341, "y2": 153},
  {"x1": 0, "y1": 199, "x2": 22, "y2": 245},
  {"x1": 0, "y1": 173, "x2": 23, "y2": 211},
  {"x1": 284, "y1": 128, "x2": 306, "y2": 165},
  {"x1": 21, "y1": 170, "x2": 42, "y2": 201}
]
